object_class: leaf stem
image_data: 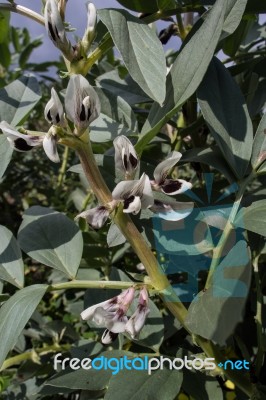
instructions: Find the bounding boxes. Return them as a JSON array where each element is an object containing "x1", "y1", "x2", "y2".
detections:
[
  {"x1": 205, "y1": 172, "x2": 255, "y2": 289},
  {"x1": 254, "y1": 256, "x2": 265, "y2": 377},
  {"x1": 48, "y1": 280, "x2": 145, "y2": 291},
  {"x1": 0, "y1": 3, "x2": 45, "y2": 26}
]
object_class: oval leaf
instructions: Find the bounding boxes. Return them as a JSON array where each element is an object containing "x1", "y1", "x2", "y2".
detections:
[
  {"x1": 0, "y1": 284, "x2": 47, "y2": 369},
  {"x1": 251, "y1": 113, "x2": 266, "y2": 171},
  {"x1": 0, "y1": 75, "x2": 41, "y2": 126},
  {"x1": 197, "y1": 57, "x2": 253, "y2": 179},
  {"x1": 185, "y1": 240, "x2": 251, "y2": 344},
  {"x1": 235, "y1": 200, "x2": 266, "y2": 237},
  {"x1": 0, "y1": 225, "x2": 24, "y2": 288},
  {"x1": 18, "y1": 206, "x2": 83, "y2": 279},
  {"x1": 0, "y1": 135, "x2": 13, "y2": 179},
  {"x1": 98, "y1": 9, "x2": 166, "y2": 104}
]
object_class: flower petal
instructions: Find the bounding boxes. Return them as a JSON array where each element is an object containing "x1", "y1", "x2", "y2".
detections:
[
  {"x1": 44, "y1": 0, "x2": 73, "y2": 59},
  {"x1": 112, "y1": 173, "x2": 153, "y2": 211},
  {"x1": 80, "y1": 299, "x2": 118, "y2": 321},
  {"x1": 65, "y1": 74, "x2": 101, "y2": 135},
  {"x1": 123, "y1": 195, "x2": 142, "y2": 215},
  {"x1": 0, "y1": 121, "x2": 43, "y2": 151},
  {"x1": 44, "y1": 88, "x2": 64, "y2": 126},
  {"x1": 43, "y1": 135, "x2": 60, "y2": 163},
  {"x1": 75, "y1": 206, "x2": 109, "y2": 229},
  {"x1": 160, "y1": 178, "x2": 192, "y2": 195},
  {"x1": 151, "y1": 200, "x2": 194, "y2": 221},
  {"x1": 101, "y1": 329, "x2": 118, "y2": 344},
  {"x1": 113, "y1": 135, "x2": 139, "y2": 179},
  {"x1": 153, "y1": 151, "x2": 182, "y2": 184}
]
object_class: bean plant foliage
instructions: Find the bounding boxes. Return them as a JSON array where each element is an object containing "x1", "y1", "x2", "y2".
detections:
[{"x1": 0, "y1": 0, "x2": 266, "y2": 399}]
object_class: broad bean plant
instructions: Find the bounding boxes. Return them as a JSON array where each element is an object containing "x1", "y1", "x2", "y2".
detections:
[{"x1": 0, "y1": 0, "x2": 266, "y2": 399}]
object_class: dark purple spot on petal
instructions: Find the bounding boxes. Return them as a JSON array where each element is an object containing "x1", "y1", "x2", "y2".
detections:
[
  {"x1": 48, "y1": 22, "x2": 57, "y2": 42},
  {"x1": 79, "y1": 104, "x2": 86, "y2": 121},
  {"x1": 161, "y1": 179, "x2": 182, "y2": 194},
  {"x1": 123, "y1": 195, "x2": 135, "y2": 210},
  {"x1": 14, "y1": 138, "x2": 33, "y2": 152},
  {"x1": 47, "y1": 109, "x2": 52, "y2": 122},
  {"x1": 129, "y1": 152, "x2": 138, "y2": 169},
  {"x1": 55, "y1": 113, "x2": 60, "y2": 124},
  {"x1": 123, "y1": 153, "x2": 128, "y2": 170}
]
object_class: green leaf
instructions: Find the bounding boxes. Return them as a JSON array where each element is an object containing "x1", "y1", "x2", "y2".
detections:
[
  {"x1": 105, "y1": 368, "x2": 183, "y2": 400},
  {"x1": 197, "y1": 57, "x2": 253, "y2": 179},
  {"x1": 18, "y1": 206, "x2": 83, "y2": 279},
  {"x1": 19, "y1": 37, "x2": 42, "y2": 69},
  {"x1": 97, "y1": 70, "x2": 150, "y2": 105},
  {"x1": 90, "y1": 87, "x2": 138, "y2": 142},
  {"x1": 136, "y1": 0, "x2": 226, "y2": 154},
  {"x1": 0, "y1": 135, "x2": 13, "y2": 179},
  {"x1": 0, "y1": 11, "x2": 10, "y2": 44},
  {"x1": 183, "y1": 369, "x2": 223, "y2": 400},
  {"x1": 98, "y1": 9, "x2": 167, "y2": 104},
  {"x1": 0, "y1": 75, "x2": 41, "y2": 126},
  {"x1": 185, "y1": 240, "x2": 251, "y2": 344},
  {"x1": 0, "y1": 226, "x2": 24, "y2": 288},
  {"x1": 157, "y1": 0, "x2": 177, "y2": 11},
  {"x1": 251, "y1": 113, "x2": 266, "y2": 172},
  {"x1": 0, "y1": 43, "x2": 11, "y2": 69},
  {"x1": 0, "y1": 284, "x2": 47, "y2": 369},
  {"x1": 115, "y1": 0, "x2": 159, "y2": 13},
  {"x1": 235, "y1": 200, "x2": 266, "y2": 237},
  {"x1": 223, "y1": 19, "x2": 253, "y2": 57},
  {"x1": 43, "y1": 350, "x2": 131, "y2": 391},
  {"x1": 181, "y1": 146, "x2": 236, "y2": 183},
  {"x1": 107, "y1": 223, "x2": 126, "y2": 247}
]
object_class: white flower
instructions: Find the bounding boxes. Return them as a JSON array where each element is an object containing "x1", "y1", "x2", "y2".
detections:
[
  {"x1": 113, "y1": 135, "x2": 139, "y2": 179},
  {"x1": 125, "y1": 287, "x2": 150, "y2": 339},
  {"x1": 44, "y1": 88, "x2": 64, "y2": 126},
  {"x1": 150, "y1": 199, "x2": 194, "y2": 221},
  {"x1": 0, "y1": 121, "x2": 60, "y2": 163},
  {"x1": 81, "y1": 3, "x2": 97, "y2": 53},
  {"x1": 44, "y1": 0, "x2": 74, "y2": 60},
  {"x1": 112, "y1": 173, "x2": 154, "y2": 215},
  {"x1": 152, "y1": 151, "x2": 192, "y2": 195},
  {"x1": 81, "y1": 287, "x2": 135, "y2": 334},
  {"x1": 65, "y1": 74, "x2": 101, "y2": 136},
  {"x1": 75, "y1": 205, "x2": 110, "y2": 229}
]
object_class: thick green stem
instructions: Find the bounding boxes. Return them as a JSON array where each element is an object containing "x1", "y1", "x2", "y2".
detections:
[
  {"x1": 254, "y1": 256, "x2": 265, "y2": 377},
  {"x1": 205, "y1": 172, "x2": 255, "y2": 289},
  {"x1": 0, "y1": 344, "x2": 71, "y2": 372},
  {"x1": 48, "y1": 280, "x2": 145, "y2": 291}
]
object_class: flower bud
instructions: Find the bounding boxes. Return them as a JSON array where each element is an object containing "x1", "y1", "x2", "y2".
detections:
[
  {"x1": 81, "y1": 3, "x2": 97, "y2": 54},
  {"x1": 44, "y1": 0, "x2": 74, "y2": 60},
  {"x1": 44, "y1": 88, "x2": 64, "y2": 126}
]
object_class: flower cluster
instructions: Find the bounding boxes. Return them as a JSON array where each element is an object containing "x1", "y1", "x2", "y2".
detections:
[
  {"x1": 81, "y1": 287, "x2": 150, "y2": 344},
  {"x1": 76, "y1": 135, "x2": 193, "y2": 226},
  {"x1": 0, "y1": 74, "x2": 100, "y2": 162},
  {"x1": 44, "y1": 0, "x2": 97, "y2": 61}
]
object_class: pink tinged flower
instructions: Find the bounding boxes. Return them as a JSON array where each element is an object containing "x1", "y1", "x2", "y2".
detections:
[
  {"x1": 44, "y1": 88, "x2": 64, "y2": 126},
  {"x1": 125, "y1": 287, "x2": 150, "y2": 339},
  {"x1": 81, "y1": 287, "x2": 135, "y2": 334},
  {"x1": 150, "y1": 199, "x2": 194, "y2": 221},
  {"x1": 75, "y1": 205, "x2": 110, "y2": 230},
  {"x1": 152, "y1": 151, "x2": 192, "y2": 195},
  {"x1": 44, "y1": 0, "x2": 74, "y2": 60},
  {"x1": 65, "y1": 74, "x2": 101, "y2": 136},
  {"x1": 0, "y1": 121, "x2": 60, "y2": 163},
  {"x1": 113, "y1": 135, "x2": 139, "y2": 179},
  {"x1": 112, "y1": 173, "x2": 154, "y2": 215}
]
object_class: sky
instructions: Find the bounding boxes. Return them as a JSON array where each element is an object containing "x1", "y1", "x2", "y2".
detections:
[{"x1": 10, "y1": 0, "x2": 179, "y2": 65}]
